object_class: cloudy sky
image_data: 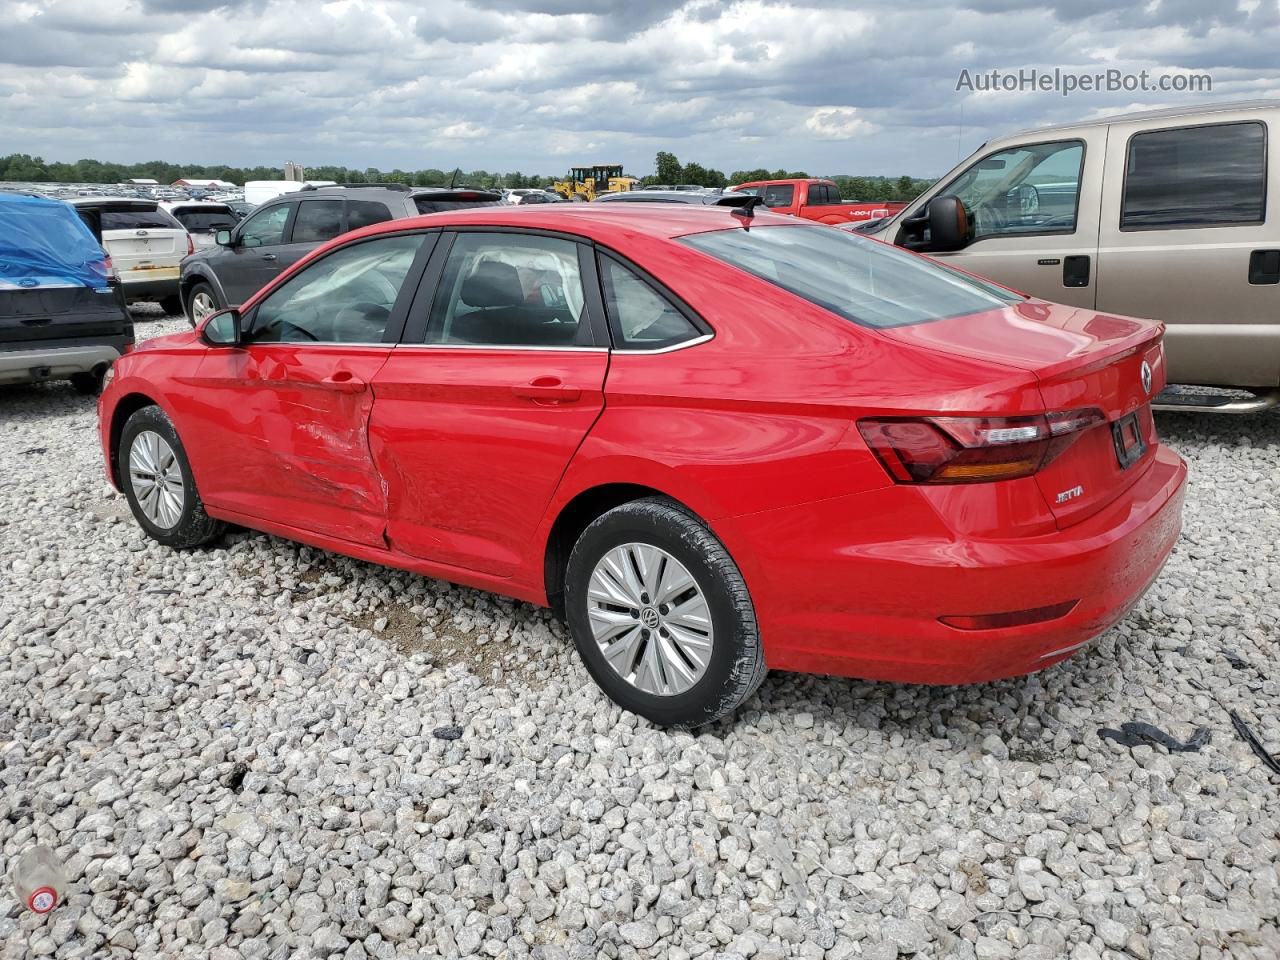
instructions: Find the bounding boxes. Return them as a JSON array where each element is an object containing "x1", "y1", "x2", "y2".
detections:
[{"x1": 3, "y1": 0, "x2": 1278, "y2": 178}]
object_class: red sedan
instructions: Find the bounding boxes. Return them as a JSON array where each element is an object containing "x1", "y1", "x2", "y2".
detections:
[{"x1": 98, "y1": 204, "x2": 1186, "y2": 726}]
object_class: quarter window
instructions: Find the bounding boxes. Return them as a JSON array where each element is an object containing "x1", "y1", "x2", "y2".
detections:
[
  {"x1": 600, "y1": 257, "x2": 703, "y2": 350},
  {"x1": 347, "y1": 200, "x2": 394, "y2": 231},
  {"x1": 941, "y1": 140, "x2": 1083, "y2": 239},
  {"x1": 246, "y1": 234, "x2": 423, "y2": 344},
  {"x1": 238, "y1": 204, "x2": 291, "y2": 248},
  {"x1": 1121, "y1": 122, "x2": 1266, "y2": 229},
  {"x1": 426, "y1": 233, "x2": 588, "y2": 347},
  {"x1": 290, "y1": 200, "x2": 345, "y2": 243}
]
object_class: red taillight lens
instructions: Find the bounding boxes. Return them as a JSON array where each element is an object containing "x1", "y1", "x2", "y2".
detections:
[
  {"x1": 186, "y1": 234, "x2": 195, "y2": 256},
  {"x1": 858, "y1": 409, "x2": 1105, "y2": 484}
]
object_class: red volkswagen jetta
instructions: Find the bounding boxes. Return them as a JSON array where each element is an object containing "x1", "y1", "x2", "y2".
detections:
[{"x1": 98, "y1": 205, "x2": 1186, "y2": 726}]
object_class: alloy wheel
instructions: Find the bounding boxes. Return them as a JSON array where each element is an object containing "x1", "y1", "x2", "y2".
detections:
[
  {"x1": 190, "y1": 291, "x2": 216, "y2": 324},
  {"x1": 128, "y1": 430, "x2": 185, "y2": 529},
  {"x1": 587, "y1": 542, "x2": 714, "y2": 696}
]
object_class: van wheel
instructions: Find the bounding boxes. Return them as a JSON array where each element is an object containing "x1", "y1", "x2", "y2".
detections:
[
  {"x1": 564, "y1": 498, "x2": 766, "y2": 727},
  {"x1": 119, "y1": 406, "x2": 225, "y2": 548},
  {"x1": 159, "y1": 295, "x2": 183, "y2": 317},
  {"x1": 186, "y1": 283, "x2": 221, "y2": 327}
]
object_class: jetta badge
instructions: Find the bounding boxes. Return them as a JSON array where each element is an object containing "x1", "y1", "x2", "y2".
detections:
[{"x1": 1140, "y1": 360, "x2": 1152, "y2": 394}]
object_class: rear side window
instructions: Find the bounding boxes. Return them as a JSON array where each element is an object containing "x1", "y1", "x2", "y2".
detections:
[
  {"x1": 1122, "y1": 122, "x2": 1266, "y2": 229},
  {"x1": 101, "y1": 209, "x2": 182, "y2": 230},
  {"x1": 682, "y1": 224, "x2": 1021, "y2": 329},
  {"x1": 600, "y1": 257, "x2": 704, "y2": 350},
  {"x1": 807, "y1": 183, "x2": 840, "y2": 205},
  {"x1": 291, "y1": 200, "x2": 345, "y2": 243},
  {"x1": 347, "y1": 200, "x2": 394, "y2": 230},
  {"x1": 762, "y1": 184, "x2": 794, "y2": 208}
]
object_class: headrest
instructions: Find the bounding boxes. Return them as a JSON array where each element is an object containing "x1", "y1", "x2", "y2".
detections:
[{"x1": 460, "y1": 260, "x2": 523, "y2": 308}]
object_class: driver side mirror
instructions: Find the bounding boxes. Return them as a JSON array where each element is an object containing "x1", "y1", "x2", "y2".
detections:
[
  {"x1": 215, "y1": 229, "x2": 234, "y2": 247},
  {"x1": 201, "y1": 308, "x2": 242, "y2": 347},
  {"x1": 926, "y1": 195, "x2": 970, "y2": 252}
]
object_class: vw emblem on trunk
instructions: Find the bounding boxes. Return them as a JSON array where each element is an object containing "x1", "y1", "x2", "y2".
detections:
[{"x1": 1140, "y1": 360, "x2": 1152, "y2": 395}]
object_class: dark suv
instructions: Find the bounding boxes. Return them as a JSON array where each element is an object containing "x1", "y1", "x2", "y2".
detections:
[{"x1": 178, "y1": 184, "x2": 502, "y2": 324}]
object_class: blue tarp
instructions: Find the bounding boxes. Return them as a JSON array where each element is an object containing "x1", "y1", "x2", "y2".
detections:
[{"x1": 0, "y1": 192, "x2": 109, "y2": 289}]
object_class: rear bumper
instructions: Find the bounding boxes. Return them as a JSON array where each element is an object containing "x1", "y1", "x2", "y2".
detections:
[
  {"x1": 120, "y1": 276, "x2": 180, "y2": 301},
  {"x1": 720, "y1": 443, "x2": 1187, "y2": 684},
  {"x1": 0, "y1": 342, "x2": 124, "y2": 385}
]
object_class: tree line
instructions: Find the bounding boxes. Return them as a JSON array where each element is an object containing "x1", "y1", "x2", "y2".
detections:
[{"x1": 0, "y1": 151, "x2": 932, "y2": 201}]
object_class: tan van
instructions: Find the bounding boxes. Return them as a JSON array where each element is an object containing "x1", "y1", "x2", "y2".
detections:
[{"x1": 860, "y1": 100, "x2": 1280, "y2": 413}]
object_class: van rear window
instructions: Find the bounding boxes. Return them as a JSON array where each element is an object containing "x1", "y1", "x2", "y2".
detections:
[{"x1": 681, "y1": 224, "x2": 1021, "y2": 328}]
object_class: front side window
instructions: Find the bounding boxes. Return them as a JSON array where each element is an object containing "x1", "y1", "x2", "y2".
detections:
[
  {"x1": 246, "y1": 234, "x2": 423, "y2": 344},
  {"x1": 1121, "y1": 122, "x2": 1266, "y2": 229},
  {"x1": 600, "y1": 257, "x2": 703, "y2": 350},
  {"x1": 682, "y1": 224, "x2": 1021, "y2": 329},
  {"x1": 291, "y1": 200, "x2": 345, "y2": 243},
  {"x1": 762, "y1": 184, "x2": 795, "y2": 208},
  {"x1": 426, "y1": 233, "x2": 587, "y2": 347},
  {"x1": 941, "y1": 140, "x2": 1083, "y2": 239},
  {"x1": 238, "y1": 204, "x2": 291, "y2": 248}
]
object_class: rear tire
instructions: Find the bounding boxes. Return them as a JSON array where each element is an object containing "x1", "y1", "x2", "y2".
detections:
[
  {"x1": 185, "y1": 282, "x2": 221, "y2": 327},
  {"x1": 564, "y1": 498, "x2": 766, "y2": 727},
  {"x1": 159, "y1": 295, "x2": 183, "y2": 317},
  {"x1": 69, "y1": 371, "x2": 103, "y2": 396},
  {"x1": 119, "y1": 405, "x2": 225, "y2": 549}
]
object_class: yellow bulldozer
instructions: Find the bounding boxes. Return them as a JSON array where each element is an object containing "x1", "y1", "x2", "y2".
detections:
[{"x1": 552, "y1": 164, "x2": 638, "y2": 202}]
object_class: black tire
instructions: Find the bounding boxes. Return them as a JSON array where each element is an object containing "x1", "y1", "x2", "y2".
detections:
[
  {"x1": 185, "y1": 281, "x2": 222, "y2": 327},
  {"x1": 564, "y1": 497, "x2": 766, "y2": 727},
  {"x1": 159, "y1": 295, "x2": 183, "y2": 317},
  {"x1": 69, "y1": 371, "x2": 103, "y2": 396},
  {"x1": 118, "y1": 405, "x2": 225, "y2": 549}
]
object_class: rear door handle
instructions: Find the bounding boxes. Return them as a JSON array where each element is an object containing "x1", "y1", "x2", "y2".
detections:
[
  {"x1": 1248, "y1": 249, "x2": 1280, "y2": 284},
  {"x1": 261, "y1": 253, "x2": 277, "y2": 261},
  {"x1": 1063, "y1": 255, "x2": 1090, "y2": 288},
  {"x1": 513, "y1": 377, "x2": 581, "y2": 403},
  {"x1": 320, "y1": 372, "x2": 366, "y2": 393}
]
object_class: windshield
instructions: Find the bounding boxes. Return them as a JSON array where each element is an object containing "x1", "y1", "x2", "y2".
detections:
[
  {"x1": 173, "y1": 208, "x2": 238, "y2": 232},
  {"x1": 681, "y1": 224, "x2": 1022, "y2": 328}
]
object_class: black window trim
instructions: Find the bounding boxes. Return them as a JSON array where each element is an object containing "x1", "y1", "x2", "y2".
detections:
[
  {"x1": 917, "y1": 136, "x2": 1088, "y2": 247},
  {"x1": 404, "y1": 227, "x2": 606, "y2": 350},
  {"x1": 1118, "y1": 119, "x2": 1268, "y2": 233},
  {"x1": 235, "y1": 198, "x2": 297, "y2": 247},
  {"x1": 238, "y1": 228, "x2": 438, "y2": 347},
  {"x1": 593, "y1": 247, "x2": 714, "y2": 353}
]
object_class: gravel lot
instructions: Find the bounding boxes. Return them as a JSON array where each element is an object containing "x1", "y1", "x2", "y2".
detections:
[{"x1": 2, "y1": 311, "x2": 1278, "y2": 960}]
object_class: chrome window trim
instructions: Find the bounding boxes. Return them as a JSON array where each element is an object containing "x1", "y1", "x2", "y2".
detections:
[
  {"x1": 610, "y1": 333, "x2": 715, "y2": 355},
  {"x1": 392, "y1": 343, "x2": 609, "y2": 353}
]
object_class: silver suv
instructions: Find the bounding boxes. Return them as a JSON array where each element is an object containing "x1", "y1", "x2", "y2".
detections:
[{"x1": 860, "y1": 100, "x2": 1280, "y2": 413}]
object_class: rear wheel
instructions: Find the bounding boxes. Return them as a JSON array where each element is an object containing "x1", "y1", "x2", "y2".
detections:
[
  {"x1": 159, "y1": 295, "x2": 183, "y2": 317},
  {"x1": 119, "y1": 406, "x2": 225, "y2": 548},
  {"x1": 69, "y1": 371, "x2": 103, "y2": 396},
  {"x1": 564, "y1": 498, "x2": 766, "y2": 727},
  {"x1": 186, "y1": 282, "x2": 221, "y2": 327}
]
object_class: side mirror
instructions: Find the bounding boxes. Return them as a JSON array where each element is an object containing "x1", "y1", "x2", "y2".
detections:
[
  {"x1": 927, "y1": 195, "x2": 970, "y2": 252},
  {"x1": 201, "y1": 308, "x2": 242, "y2": 347},
  {"x1": 215, "y1": 230, "x2": 234, "y2": 247}
]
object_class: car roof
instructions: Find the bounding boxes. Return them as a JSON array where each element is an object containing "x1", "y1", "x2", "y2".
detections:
[
  {"x1": 595, "y1": 191, "x2": 717, "y2": 204},
  {"x1": 69, "y1": 196, "x2": 158, "y2": 208},
  {"x1": 354, "y1": 203, "x2": 799, "y2": 244},
  {"x1": 1002, "y1": 98, "x2": 1279, "y2": 139}
]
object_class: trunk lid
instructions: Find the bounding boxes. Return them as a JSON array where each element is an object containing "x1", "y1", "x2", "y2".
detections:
[{"x1": 881, "y1": 299, "x2": 1166, "y2": 527}]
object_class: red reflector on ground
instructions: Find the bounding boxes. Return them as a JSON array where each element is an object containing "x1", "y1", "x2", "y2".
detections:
[{"x1": 939, "y1": 600, "x2": 1079, "y2": 631}]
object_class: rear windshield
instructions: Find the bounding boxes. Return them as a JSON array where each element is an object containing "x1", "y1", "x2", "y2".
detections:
[
  {"x1": 413, "y1": 197, "x2": 502, "y2": 214},
  {"x1": 101, "y1": 209, "x2": 183, "y2": 230},
  {"x1": 172, "y1": 208, "x2": 238, "y2": 232},
  {"x1": 681, "y1": 225, "x2": 1021, "y2": 328}
]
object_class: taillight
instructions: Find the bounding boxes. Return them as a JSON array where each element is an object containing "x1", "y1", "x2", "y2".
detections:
[
  {"x1": 858, "y1": 409, "x2": 1105, "y2": 484},
  {"x1": 186, "y1": 234, "x2": 195, "y2": 256}
]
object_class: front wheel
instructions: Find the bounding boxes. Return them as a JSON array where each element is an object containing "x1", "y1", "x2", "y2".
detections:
[
  {"x1": 119, "y1": 405, "x2": 225, "y2": 548},
  {"x1": 564, "y1": 498, "x2": 766, "y2": 727},
  {"x1": 185, "y1": 282, "x2": 221, "y2": 327}
]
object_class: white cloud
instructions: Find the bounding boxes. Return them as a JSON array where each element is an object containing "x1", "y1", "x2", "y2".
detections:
[{"x1": 804, "y1": 106, "x2": 874, "y2": 141}]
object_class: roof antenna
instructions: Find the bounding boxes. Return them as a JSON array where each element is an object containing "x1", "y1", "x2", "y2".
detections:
[
  {"x1": 448, "y1": 167, "x2": 461, "y2": 189},
  {"x1": 715, "y1": 193, "x2": 763, "y2": 227}
]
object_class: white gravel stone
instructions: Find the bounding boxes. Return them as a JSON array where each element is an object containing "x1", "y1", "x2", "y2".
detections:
[{"x1": 0, "y1": 314, "x2": 1278, "y2": 959}]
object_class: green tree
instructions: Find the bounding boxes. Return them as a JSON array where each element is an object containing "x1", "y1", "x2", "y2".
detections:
[{"x1": 655, "y1": 151, "x2": 682, "y2": 184}]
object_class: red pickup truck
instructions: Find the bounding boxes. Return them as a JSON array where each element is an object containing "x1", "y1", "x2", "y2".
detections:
[{"x1": 729, "y1": 178, "x2": 908, "y2": 225}]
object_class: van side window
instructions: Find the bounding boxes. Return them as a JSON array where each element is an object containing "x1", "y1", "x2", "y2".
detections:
[
  {"x1": 1121, "y1": 122, "x2": 1266, "y2": 230},
  {"x1": 940, "y1": 140, "x2": 1084, "y2": 240}
]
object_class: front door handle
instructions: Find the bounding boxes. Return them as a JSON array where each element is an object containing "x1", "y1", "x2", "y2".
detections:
[
  {"x1": 513, "y1": 376, "x2": 581, "y2": 403},
  {"x1": 1248, "y1": 249, "x2": 1280, "y2": 284},
  {"x1": 1063, "y1": 255, "x2": 1090, "y2": 288},
  {"x1": 320, "y1": 372, "x2": 366, "y2": 393},
  {"x1": 261, "y1": 253, "x2": 277, "y2": 261}
]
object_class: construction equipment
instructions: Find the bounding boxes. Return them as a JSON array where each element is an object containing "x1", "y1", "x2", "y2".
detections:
[{"x1": 552, "y1": 165, "x2": 638, "y2": 202}]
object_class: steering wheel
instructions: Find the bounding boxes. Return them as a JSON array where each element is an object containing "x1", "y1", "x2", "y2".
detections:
[{"x1": 973, "y1": 202, "x2": 1007, "y2": 235}]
